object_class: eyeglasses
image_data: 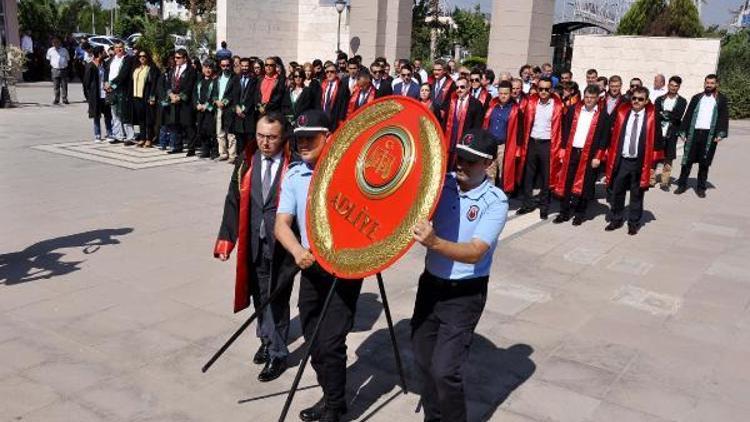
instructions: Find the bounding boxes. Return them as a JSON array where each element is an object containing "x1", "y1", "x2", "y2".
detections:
[
  {"x1": 294, "y1": 75, "x2": 303, "y2": 78},
  {"x1": 372, "y1": 70, "x2": 383, "y2": 74},
  {"x1": 265, "y1": 63, "x2": 275, "y2": 67},
  {"x1": 175, "y1": 56, "x2": 184, "y2": 60},
  {"x1": 538, "y1": 87, "x2": 551, "y2": 92},
  {"x1": 456, "y1": 85, "x2": 467, "y2": 90},
  {"x1": 630, "y1": 84, "x2": 639, "y2": 88},
  {"x1": 470, "y1": 78, "x2": 480, "y2": 82},
  {"x1": 220, "y1": 64, "x2": 231, "y2": 68},
  {"x1": 256, "y1": 133, "x2": 281, "y2": 142},
  {"x1": 401, "y1": 73, "x2": 412, "y2": 77},
  {"x1": 325, "y1": 70, "x2": 336, "y2": 74},
  {"x1": 138, "y1": 55, "x2": 147, "y2": 58},
  {"x1": 631, "y1": 96, "x2": 646, "y2": 102}
]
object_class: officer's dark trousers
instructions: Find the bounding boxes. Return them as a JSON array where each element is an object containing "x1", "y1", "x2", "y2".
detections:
[
  {"x1": 677, "y1": 129, "x2": 712, "y2": 191},
  {"x1": 522, "y1": 137, "x2": 551, "y2": 211},
  {"x1": 250, "y1": 238, "x2": 293, "y2": 360},
  {"x1": 298, "y1": 264, "x2": 362, "y2": 411},
  {"x1": 610, "y1": 157, "x2": 645, "y2": 226},
  {"x1": 559, "y1": 147, "x2": 588, "y2": 219},
  {"x1": 411, "y1": 272, "x2": 488, "y2": 422}
]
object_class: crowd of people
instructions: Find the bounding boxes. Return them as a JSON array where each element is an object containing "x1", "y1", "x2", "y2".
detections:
[{"x1": 199, "y1": 41, "x2": 731, "y2": 422}]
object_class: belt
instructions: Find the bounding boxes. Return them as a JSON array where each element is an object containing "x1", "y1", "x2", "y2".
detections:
[
  {"x1": 423, "y1": 271, "x2": 489, "y2": 289},
  {"x1": 621, "y1": 156, "x2": 638, "y2": 161},
  {"x1": 530, "y1": 137, "x2": 550, "y2": 142}
]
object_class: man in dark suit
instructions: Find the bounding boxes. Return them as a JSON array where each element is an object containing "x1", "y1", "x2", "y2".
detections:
[
  {"x1": 674, "y1": 74, "x2": 729, "y2": 198},
  {"x1": 232, "y1": 57, "x2": 258, "y2": 157},
  {"x1": 393, "y1": 64, "x2": 420, "y2": 99},
  {"x1": 597, "y1": 86, "x2": 661, "y2": 235},
  {"x1": 431, "y1": 59, "x2": 456, "y2": 126},
  {"x1": 653, "y1": 75, "x2": 687, "y2": 190},
  {"x1": 163, "y1": 48, "x2": 196, "y2": 155},
  {"x1": 320, "y1": 62, "x2": 349, "y2": 130},
  {"x1": 341, "y1": 58, "x2": 360, "y2": 97},
  {"x1": 370, "y1": 61, "x2": 393, "y2": 98},
  {"x1": 444, "y1": 77, "x2": 484, "y2": 169},
  {"x1": 214, "y1": 111, "x2": 298, "y2": 382}
]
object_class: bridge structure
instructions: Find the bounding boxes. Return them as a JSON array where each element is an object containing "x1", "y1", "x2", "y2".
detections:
[{"x1": 557, "y1": 0, "x2": 636, "y2": 33}]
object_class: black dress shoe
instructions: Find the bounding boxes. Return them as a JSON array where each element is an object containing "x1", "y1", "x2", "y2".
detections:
[
  {"x1": 109, "y1": 139, "x2": 122, "y2": 144},
  {"x1": 553, "y1": 214, "x2": 569, "y2": 224},
  {"x1": 605, "y1": 221, "x2": 624, "y2": 231},
  {"x1": 628, "y1": 225, "x2": 639, "y2": 235},
  {"x1": 539, "y1": 210, "x2": 549, "y2": 220},
  {"x1": 253, "y1": 344, "x2": 268, "y2": 365},
  {"x1": 123, "y1": 140, "x2": 135, "y2": 146},
  {"x1": 299, "y1": 398, "x2": 325, "y2": 422},
  {"x1": 320, "y1": 408, "x2": 345, "y2": 422},
  {"x1": 258, "y1": 357, "x2": 287, "y2": 382},
  {"x1": 515, "y1": 206, "x2": 535, "y2": 216},
  {"x1": 572, "y1": 216, "x2": 584, "y2": 226},
  {"x1": 185, "y1": 150, "x2": 196, "y2": 157},
  {"x1": 696, "y1": 189, "x2": 706, "y2": 198},
  {"x1": 674, "y1": 185, "x2": 687, "y2": 195}
]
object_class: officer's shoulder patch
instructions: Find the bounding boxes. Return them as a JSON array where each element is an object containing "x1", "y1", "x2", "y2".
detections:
[{"x1": 466, "y1": 204, "x2": 480, "y2": 221}]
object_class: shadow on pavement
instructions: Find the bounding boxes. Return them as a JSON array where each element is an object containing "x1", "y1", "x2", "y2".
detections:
[
  {"x1": 0, "y1": 228, "x2": 134, "y2": 285},
  {"x1": 345, "y1": 319, "x2": 536, "y2": 422}
]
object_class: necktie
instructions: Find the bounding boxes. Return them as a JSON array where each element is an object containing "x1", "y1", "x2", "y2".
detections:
[
  {"x1": 259, "y1": 156, "x2": 273, "y2": 238},
  {"x1": 359, "y1": 91, "x2": 366, "y2": 107},
  {"x1": 241, "y1": 77, "x2": 247, "y2": 90},
  {"x1": 628, "y1": 113, "x2": 639, "y2": 157},
  {"x1": 402, "y1": 84, "x2": 408, "y2": 96},
  {"x1": 325, "y1": 83, "x2": 334, "y2": 111}
]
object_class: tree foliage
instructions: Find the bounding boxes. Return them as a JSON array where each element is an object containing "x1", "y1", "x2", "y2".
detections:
[
  {"x1": 19, "y1": 0, "x2": 92, "y2": 42},
  {"x1": 617, "y1": 0, "x2": 667, "y2": 35},
  {"x1": 449, "y1": 5, "x2": 489, "y2": 58},
  {"x1": 618, "y1": 0, "x2": 703, "y2": 38},
  {"x1": 136, "y1": 16, "x2": 188, "y2": 68},
  {"x1": 410, "y1": 0, "x2": 432, "y2": 61},
  {"x1": 718, "y1": 29, "x2": 750, "y2": 119},
  {"x1": 115, "y1": 0, "x2": 147, "y2": 36}
]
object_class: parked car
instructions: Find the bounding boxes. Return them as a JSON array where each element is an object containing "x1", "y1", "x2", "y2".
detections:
[
  {"x1": 88, "y1": 36, "x2": 131, "y2": 54},
  {"x1": 126, "y1": 33, "x2": 142, "y2": 49}
]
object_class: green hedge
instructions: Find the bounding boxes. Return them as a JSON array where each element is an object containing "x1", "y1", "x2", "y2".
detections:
[{"x1": 718, "y1": 29, "x2": 750, "y2": 120}]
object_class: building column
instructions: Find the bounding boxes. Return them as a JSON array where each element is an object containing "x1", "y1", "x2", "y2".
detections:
[
  {"x1": 487, "y1": 0, "x2": 554, "y2": 77},
  {"x1": 349, "y1": 0, "x2": 412, "y2": 64}
]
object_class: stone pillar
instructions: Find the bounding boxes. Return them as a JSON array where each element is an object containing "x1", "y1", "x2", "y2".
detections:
[
  {"x1": 349, "y1": 0, "x2": 412, "y2": 64},
  {"x1": 2, "y1": 0, "x2": 20, "y2": 48},
  {"x1": 487, "y1": 0, "x2": 554, "y2": 77}
]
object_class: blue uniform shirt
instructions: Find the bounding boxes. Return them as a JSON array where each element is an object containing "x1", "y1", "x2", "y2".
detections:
[
  {"x1": 488, "y1": 102, "x2": 512, "y2": 145},
  {"x1": 277, "y1": 162, "x2": 314, "y2": 249},
  {"x1": 426, "y1": 174, "x2": 508, "y2": 280}
]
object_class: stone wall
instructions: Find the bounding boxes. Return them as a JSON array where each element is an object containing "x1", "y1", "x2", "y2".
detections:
[
  {"x1": 487, "y1": 0, "x2": 554, "y2": 78},
  {"x1": 570, "y1": 35, "x2": 720, "y2": 100},
  {"x1": 217, "y1": 0, "x2": 412, "y2": 65}
]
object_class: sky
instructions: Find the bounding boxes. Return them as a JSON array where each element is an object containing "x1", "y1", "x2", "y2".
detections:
[{"x1": 454, "y1": 0, "x2": 744, "y2": 26}]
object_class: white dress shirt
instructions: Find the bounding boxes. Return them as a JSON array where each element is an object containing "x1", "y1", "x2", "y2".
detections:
[
  {"x1": 661, "y1": 96, "x2": 677, "y2": 137},
  {"x1": 650, "y1": 87, "x2": 667, "y2": 102},
  {"x1": 46, "y1": 47, "x2": 70, "y2": 69},
  {"x1": 696, "y1": 94, "x2": 717, "y2": 130},
  {"x1": 21, "y1": 35, "x2": 33, "y2": 54},
  {"x1": 572, "y1": 106, "x2": 598, "y2": 149},
  {"x1": 261, "y1": 152, "x2": 283, "y2": 187},
  {"x1": 530, "y1": 100, "x2": 554, "y2": 140},
  {"x1": 622, "y1": 109, "x2": 644, "y2": 158},
  {"x1": 108, "y1": 55, "x2": 124, "y2": 81}
]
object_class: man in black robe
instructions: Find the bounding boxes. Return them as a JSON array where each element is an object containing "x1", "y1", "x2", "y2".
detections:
[
  {"x1": 674, "y1": 74, "x2": 730, "y2": 198},
  {"x1": 232, "y1": 57, "x2": 258, "y2": 158}
]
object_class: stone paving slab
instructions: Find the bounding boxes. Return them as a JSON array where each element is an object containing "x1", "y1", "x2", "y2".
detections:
[{"x1": 1, "y1": 83, "x2": 750, "y2": 421}]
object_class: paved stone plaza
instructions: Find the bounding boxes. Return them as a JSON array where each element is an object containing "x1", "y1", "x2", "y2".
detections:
[{"x1": 1, "y1": 83, "x2": 750, "y2": 421}]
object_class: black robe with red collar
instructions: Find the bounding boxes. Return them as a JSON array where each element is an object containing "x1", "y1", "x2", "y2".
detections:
[
  {"x1": 518, "y1": 94, "x2": 565, "y2": 190},
  {"x1": 320, "y1": 77, "x2": 350, "y2": 130},
  {"x1": 347, "y1": 84, "x2": 377, "y2": 116},
  {"x1": 214, "y1": 144, "x2": 298, "y2": 313},
  {"x1": 482, "y1": 98, "x2": 524, "y2": 193},
  {"x1": 553, "y1": 103, "x2": 609, "y2": 198},
  {"x1": 444, "y1": 93, "x2": 484, "y2": 168},
  {"x1": 597, "y1": 103, "x2": 660, "y2": 190}
]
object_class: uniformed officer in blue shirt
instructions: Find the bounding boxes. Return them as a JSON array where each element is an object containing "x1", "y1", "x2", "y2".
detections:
[
  {"x1": 275, "y1": 110, "x2": 363, "y2": 422},
  {"x1": 412, "y1": 129, "x2": 509, "y2": 422}
]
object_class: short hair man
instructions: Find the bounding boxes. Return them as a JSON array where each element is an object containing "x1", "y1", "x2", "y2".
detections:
[
  {"x1": 650, "y1": 73, "x2": 667, "y2": 102},
  {"x1": 445, "y1": 77, "x2": 485, "y2": 168},
  {"x1": 276, "y1": 110, "x2": 364, "y2": 422},
  {"x1": 482, "y1": 80, "x2": 523, "y2": 190},
  {"x1": 586, "y1": 68, "x2": 598, "y2": 86},
  {"x1": 46, "y1": 36, "x2": 71, "y2": 105},
  {"x1": 674, "y1": 74, "x2": 729, "y2": 198},
  {"x1": 215, "y1": 112, "x2": 298, "y2": 382},
  {"x1": 394, "y1": 64, "x2": 419, "y2": 99},
  {"x1": 598, "y1": 86, "x2": 661, "y2": 235},
  {"x1": 411, "y1": 129, "x2": 508, "y2": 422},
  {"x1": 653, "y1": 75, "x2": 687, "y2": 189}
]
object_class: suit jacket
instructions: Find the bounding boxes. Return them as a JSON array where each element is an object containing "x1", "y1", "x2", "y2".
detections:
[
  {"x1": 557, "y1": 104, "x2": 609, "y2": 198},
  {"x1": 431, "y1": 76, "x2": 456, "y2": 125},
  {"x1": 217, "y1": 72, "x2": 238, "y2": 131},
  {"x1": 393, "y1": 82, "x2": 420, "y2": 99},
  {"x1": 444, "y1": 95, "x2": 484, "y2": 168},
  {"x1": 320, "y1": 78, "x2": 349, "y2": 130},
  {"x1": 163, "y1": 64, "x2": 197, "y2": 127},
  {"x1": 232, "y1": 74, "x2": 258, "y2": 135},
  {"x1": 284, "y1": 84, "x2": 320, "y2": 120},
  {"x1": 214, "y1": 147, "x2": 298, "y2": 313},
  {"x1": 372, "y1": 78, "x2": 393, "y2": 98},
  {"x1": 254, "y1": 74, "x2": 286, "y2": 114},
  {"x1": 104, "y1": 54, "x2": 134, "y2": 122},
  {"x1": 83, "y1": 61, "x2": 105, "y2": 118},
  {"x1": 193, "y1": 77, "x2": 219, "y2": 135}
]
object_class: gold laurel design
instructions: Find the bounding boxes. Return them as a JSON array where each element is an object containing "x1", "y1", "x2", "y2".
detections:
[{"x1": 308, "y1": 102, "x2": 444, "y2": 276}]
